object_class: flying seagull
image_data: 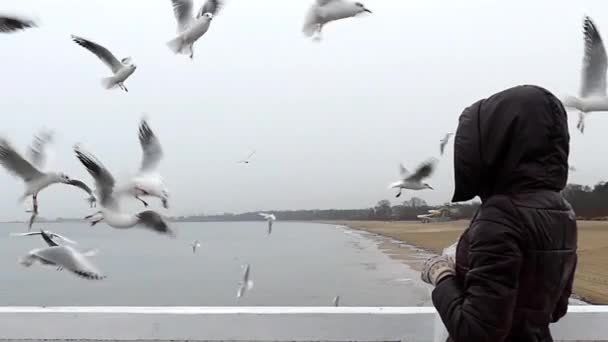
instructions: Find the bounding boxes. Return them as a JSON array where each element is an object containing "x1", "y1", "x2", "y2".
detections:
[
  {"x1": 74, "y1": 145, "x2": 174, "y2": 237},
  {"x1": 562, "y1": 16, "x2": 608, "y2": 133},
  {"x1": 167, "y1": 0, "x2": 224, "y2": 59},
  {"x1": 114, "y1": 118, "x2": 169, "y2": 209},
  {"x1": 0, "y1": 132, "x2": 95, "y2": 230},
  {"x1": 71, "y1": 35, "x2": 136, "y2": 92},
  {"x1": 236, "y1": 264, "x2": 254, "y2": 298},
  {"x1": 259, "y1": 213, "x2": 276, "y2": 235},
  {"x1": 19, "y1": 232, "x2": 104, "y2": 280},
  {"x1": 191, "y1": 240, "x2": 201, "y2": 253},
  {"x1": 0, "y1": 14, "x2": 36, "y2": 33},
  {"x1": 237, "y1": 150, "x2": 256, "y2": 164},
  {"x1": 439, "y1": 133, "x2": 453, "y2": 156},
  {"x1": 303, "y1": 0, "x2": 371, "y2": 41},
  {"x1": 388, "y1": 159, "x2": 437, "y2": 198},
  {"x1": 11, "y1": 230, "x2": 78, "y2": 245}
]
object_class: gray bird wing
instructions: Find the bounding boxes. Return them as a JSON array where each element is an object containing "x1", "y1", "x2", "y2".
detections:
[
  {"x1": 137, "y1": 210, "x2": 174, "y2": 236},
  {"x1": 399, "y1": 163, "x2": 410, "y2": 179},
  {"x1": 30, "y1": 246, "x2": 104, "y2": 280},
  {"x1": 0, "y1": 15, "x2": 36, "y2": 33},
  {"x1": 198, "y1": 0, "x2": 224, "y2": 17},
  {"x1": 0, "y1": 138, "x2": 44, "y2": 182},
  {"x1": 74, "y1": 146, "x2": 117, "y2": 209},
  {"x1": 171, "y1": 0, "x2": 194, "y2": 32},
  {"x1": 581, "y1": 16, "x2": 608, "y2": 97},
  {"x1": 27, "y1": 130, "x2": 54, "y2": 171},
  {"x1": 71, "y1": 35, "x2": 122, "y2": 73},
  {"x1": 406, "y1": 158, "x2": 437, "y2": 182},
  {"x1": 139, "y1": 118, "x2": 163, "y2": 174}
]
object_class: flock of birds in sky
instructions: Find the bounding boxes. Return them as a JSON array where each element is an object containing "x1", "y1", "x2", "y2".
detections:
[{"x1": 0, "y1": 0, "x2": 603, "y2": 301}]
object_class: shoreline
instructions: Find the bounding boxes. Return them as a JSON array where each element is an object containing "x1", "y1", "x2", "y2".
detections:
[{"x1": 322, "y1": 220, "x2": 596, "y2": 305}]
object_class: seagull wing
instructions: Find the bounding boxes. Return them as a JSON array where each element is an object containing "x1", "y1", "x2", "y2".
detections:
[
  {"x1": 0, "y1": 15, "x2": 36, "y2": 33},
  {"x1": 66, "y1": 179, "x2": 96, "y2": 204},
  {"x1": 581, "y1": 16, "x2": 608, "y2": 97},
  {"x1": 171, "y1": 0, "x2": 194, "y2": 32},
  {"x1": 27, "y1": 130, "x2": 54, "y2": 171},
  {"x1": 406, "y1": 158, "x2": 437, "y2": 182},
  {"x1": 31, "y1": 246, "x2": 104, "y2": 280},
  {"x1": 74, "y1": 146, "x2": 116, "y2": 209},
  {"x1": 198, "y1": 0, "x2": 224, "y2": 17},
  {"x1": 399, "y1": 163, "x2": 410, "y2": 179},
  {"x1": 71, "y1": 35, "x2": 122, "y2": 73},
  {"x1": 137, "y1": 210, "x2": 174, "y2": 236},
  {"x1": 0, "y1": 138, "x2": 44, "y2": 182},
  {"x1": 49, "y1": 232, "x2": 78, "y2": 245},
  {"x1": 259, "y1": 213, "x2": 270, "y2": 219},
  {"x1": 139, "y1": 118, "x2": 163, "y2": 174}
]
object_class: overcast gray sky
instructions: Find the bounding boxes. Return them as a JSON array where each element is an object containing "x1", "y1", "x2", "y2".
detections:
[{"x1": 0, "y1": 0, "x2": 607, "y2": 220}]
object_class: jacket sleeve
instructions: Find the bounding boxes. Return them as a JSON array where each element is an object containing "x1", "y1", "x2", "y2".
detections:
[
  {"x1": 551, "y1": 255, "x2": 577, "y2": 322},
  {"x1": 432, "y1": 219, "x2": 523, "y2": 342}
]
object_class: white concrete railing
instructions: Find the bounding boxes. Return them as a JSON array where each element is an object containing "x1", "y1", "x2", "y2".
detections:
[{"x1": 0, "y1": 306, "x2": 605, "y2": 341}]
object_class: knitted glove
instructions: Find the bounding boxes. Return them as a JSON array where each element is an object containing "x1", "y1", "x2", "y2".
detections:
[{"x1": 421, "y1": 255, "x2": 455, "y2": 286}]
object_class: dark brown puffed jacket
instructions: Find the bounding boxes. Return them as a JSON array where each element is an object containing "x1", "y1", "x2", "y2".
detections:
[{"x1": 432, "y1": 85, "x2": 578, "y2": 342}]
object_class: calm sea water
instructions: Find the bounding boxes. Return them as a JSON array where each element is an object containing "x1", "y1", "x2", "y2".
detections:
[{"x1": 0, "y1": 221, "x2": 430, "y2": 306}]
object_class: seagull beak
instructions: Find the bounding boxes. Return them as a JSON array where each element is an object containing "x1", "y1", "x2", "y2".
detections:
[
  {"x1": 364, "y1": 8, "x2": 372, "y2": 13},
  {"x1": 162, "y1": 198, "x2": 169, "y2": 209},
  {"x1": 427, "y1": 185, "x2": 434, "y2": 190}
]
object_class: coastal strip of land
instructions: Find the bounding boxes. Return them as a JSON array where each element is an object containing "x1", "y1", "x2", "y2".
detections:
[{"x1": 325, "y1": 220, "x2": 608, "y2": 305}]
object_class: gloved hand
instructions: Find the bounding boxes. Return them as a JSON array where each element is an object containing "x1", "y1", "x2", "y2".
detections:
[{"x1": 421, "y1": 255, "x2": 455, "y2": 286}]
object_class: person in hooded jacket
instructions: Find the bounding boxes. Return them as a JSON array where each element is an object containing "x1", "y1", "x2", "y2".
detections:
[{"x1": 420, "y1": 85, "x2": 578, "y2": 342}]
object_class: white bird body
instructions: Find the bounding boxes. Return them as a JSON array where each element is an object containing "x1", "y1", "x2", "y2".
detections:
[
  {"x1": 103, "y1": 64, "x2": 137, "y2": 90},
  {"x1": 23, "y1": 173, "x2": 64, "y2": 197},
  {"x1": 389, "y1": 179, "x2": 429, "y2": 191},
  {"x1": 562, "y1": 16, "x2": 608, "y2": 133},
  {"x1": 303, "y1": 0, "x2": 371, "y2": 40}
]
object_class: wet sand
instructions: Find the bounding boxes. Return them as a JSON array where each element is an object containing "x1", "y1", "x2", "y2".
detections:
[{"x1": 325, "y1": 220, "x2": 608, "y2": 304}]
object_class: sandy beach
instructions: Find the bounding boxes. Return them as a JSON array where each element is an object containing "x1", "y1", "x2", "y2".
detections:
[{"x1": 326, "y1": 220, "x2": 608, "y2": 304}]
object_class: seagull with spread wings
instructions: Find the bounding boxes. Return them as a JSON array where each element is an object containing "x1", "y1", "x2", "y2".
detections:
[
  {"x1": 237, "y1": 150, "x2": 256, "y2": 164},
  {"x1": 259, "y1": 213, "x2": 276, "y2": 235},
  {"x1": 11, "y1": 230, "x2": 78, "y2": 245},
  {"x1": 303, "y1": 0, "x2": 371, "y2": 41},
  {"x1": 562, "y1": 16, "x2": 608, "y2": 133},
  {"x1": 74, "y1": 145, "x2": 174, "y2": 237},
  {"x1": 167, "y1": 0, "x2": 224, "y2": 59},
  {"x1": 0, "y1": 14, "x2": 36, "y2": 33},
  {"x1": 388, "y1": 159, "x2": 437, "y2": 198},
  {"x1": 19, "y1": 230, "x2": 104, "y2": 280},
  {"x1": 114, "y1": 118, "x2": 169, "y2": 209},
  {"x1": 0, "y1": 131, "x2": 95, "y2": 230},
  {"x1": 236, "y1": 264, "x2": 254, "y2": 298},
  {"x1": 71, "y1": 35, "x2": 136, "y2": 92}
]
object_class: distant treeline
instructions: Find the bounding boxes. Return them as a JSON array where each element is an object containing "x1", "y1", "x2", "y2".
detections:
[
  {"x1": 174, "y1": 197, "x2": 481, "y2": 222},
  {"x1": 562, "y1": 182, "x2": 608, "y2": 219}
]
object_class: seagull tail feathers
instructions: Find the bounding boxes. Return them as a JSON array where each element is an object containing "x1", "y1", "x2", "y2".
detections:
[
  {"x1": 166, "y1": 36, "x2": 190, "y2": 55},
  {"x1": 101, "y1": 76, "x2": 118, "y2": 90},
  {"x1": 388, "y1": 181, "x2": 402, "y2": 189}
]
